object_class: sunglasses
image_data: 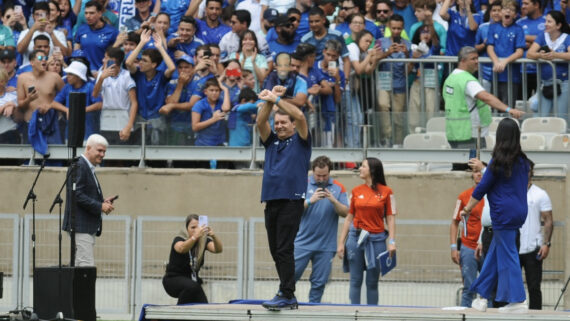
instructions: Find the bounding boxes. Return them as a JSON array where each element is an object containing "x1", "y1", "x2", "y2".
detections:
[
  {"x1": 377, "y1": 9, "x2": 390, "y2": 13},
  {"x1": 36, "y1": 55, "x2": 48, "y2": 61}
]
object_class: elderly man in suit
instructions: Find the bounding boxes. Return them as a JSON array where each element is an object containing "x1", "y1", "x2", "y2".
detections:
[{"x1": 63, "y1": 134, "x2": 116, "y2": 267}]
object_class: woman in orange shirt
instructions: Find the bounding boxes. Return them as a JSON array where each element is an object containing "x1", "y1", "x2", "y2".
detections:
[{"x1": 337, "y1": 157, "x2": 397, "y2": 304}]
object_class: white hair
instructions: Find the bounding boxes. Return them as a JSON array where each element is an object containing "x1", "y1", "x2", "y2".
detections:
[{"x1": 85, "y1": 134, "x2": 108, "y2": 150}]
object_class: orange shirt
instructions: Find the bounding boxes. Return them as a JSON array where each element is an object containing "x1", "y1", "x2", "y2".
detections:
[
  {"x1": 453, "y1": 186, "x2": 484, "y2": 250},
  {"x1": 350, "y1": 184, "x2": 396, "y2": 233}
]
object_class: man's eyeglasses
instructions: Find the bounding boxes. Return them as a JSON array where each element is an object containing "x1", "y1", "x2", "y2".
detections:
[
  {"x1": 341, "y1": 6, "x2": 355, "y2": 10},
  {"x1": 36, "y1": 55, "x2": 48, "y2": 61},
  {"x1": 377, "y1": 9, "x2": 390, "y2": 13}
]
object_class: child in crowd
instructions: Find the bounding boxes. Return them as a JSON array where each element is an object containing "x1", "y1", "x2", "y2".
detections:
[
  {"x1": 191, "y1": 78, "x2": 231, "y2": 146},
  {"x1": 228, "y1": 87, "x2": 259, "y2": 147}
]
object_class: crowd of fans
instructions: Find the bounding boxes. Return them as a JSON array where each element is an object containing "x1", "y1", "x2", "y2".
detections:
[{"x1": 0, "y1": 0, "x2": 568, "y2": 150}]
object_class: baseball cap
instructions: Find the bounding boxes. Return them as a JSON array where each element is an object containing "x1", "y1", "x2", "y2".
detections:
[
  {"x1": 176, "y1": 55, "x2": 194, "y2": 65},
  {"x1": 274, "y1": 15, "x2": 295, "y2": 27},
  {"x1": 0, "y1": 48, "x2": 16, "y2": 60},
  {"x1": 263, "y1": 8, "x2": 279, "y2": 23}
]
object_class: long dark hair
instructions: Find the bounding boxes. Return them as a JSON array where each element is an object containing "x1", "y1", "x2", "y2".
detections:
[
  {"x1": 490, "y1": 118, "x2": 529, "y2": 178},
  {"x1": 238, "y1": 30, "x2": 260, "y2": 53},
  {"x1": 366, "y1": 157, "x2": 387, "y2": 190}
]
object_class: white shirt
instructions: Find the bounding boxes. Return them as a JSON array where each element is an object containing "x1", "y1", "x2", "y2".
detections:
[
  {"x1": 97, "y1": 68, "x2": 136, "y2": 131},
  {"x1": 452, "y1": 68, "x2": 489, "y2": 139},
  {"x1": 0, "y1": 91, "x2": 17, "y2": 134},
  {"x1": 220, "y1": 30, "x2": 269, "y2": 62},
  {"x1": 17, "y1": 29, "x2": 67, "y2": 66},
  {"x1": 236, "y1": 0, "x2": 262, "y2": 33},
  {"x1": 259, "y1": 0, "x2": 295, "y2": 14},
  {"x1": 519, "y1": 184, "x2": 552, "y2": 254}
]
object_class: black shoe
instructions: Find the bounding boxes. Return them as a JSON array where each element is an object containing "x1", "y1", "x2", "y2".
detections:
[{"x1": 262, "y1": 294, "x2": 298, "y2": 311}]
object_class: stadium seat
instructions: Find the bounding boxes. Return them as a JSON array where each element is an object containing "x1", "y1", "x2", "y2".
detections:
[
  {"x1": 549, "y1": 134, "x2": 570, "y2": 151},
  {"x1": 403, "y1": 133, "x2": 451, "y2": 149},
  {"x1": 520, "y1": 133, "x2": 546, "y2": 150},
  {"x1": 425, "y1": 117, "x2": 446, "y2": 133},
  {"x1": 521, "y1": 117, "x2": 567, "y2": 134},
  {"x1": 533, "y1": 164, "x2": 568, "y2": 175}
]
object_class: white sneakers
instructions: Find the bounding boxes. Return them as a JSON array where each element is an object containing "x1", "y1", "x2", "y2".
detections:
[
  {"x1": 471, "y1": 298, "x2": 529, "y2": 313},
  {"x1": 471, "y1": 298, "x2": 488, "y2": 312},
  {"x1": 498, "y1": 301, "x2": 529, "y2": 314}
]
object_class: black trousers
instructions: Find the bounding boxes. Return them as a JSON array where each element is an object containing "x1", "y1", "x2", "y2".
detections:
[
  {"x1": 264, "y1": 199, "x2": 304, "y2": 298},
  {"x1": 162, "y1": 275, "x2": 208, "y2": 305},
  {"x1": 520, "y1": 248, "x2": 543, "y2": 310}
]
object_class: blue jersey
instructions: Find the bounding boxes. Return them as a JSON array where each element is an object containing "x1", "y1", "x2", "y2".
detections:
[
  {"x1": 534, "y1": 32, "x2": 570, "y2": 81},
  {"x1": 335, "y1": 20, "x2": 382, "y2": 40},
  {"x1": 161, "y1": 0, "x2": 191, "y2": 35},
  {"x1": 55, "y1": 81, "x2": 102, "y2": 139},
  {"x1": 487, "y1": 23, "x2": 526, "y2": 83},
  {"x1": 446, "y1": 10, "x2": 482, "y2": 56},
  {"x1": 475, "y1": 22, "x2": 494, "y2": 81},
  {"x1": 190, "y1": 73, "x2": 215, "y2": 99},
  {"x1": 228, "y1": 102, "x2": 257, "y2": 146},
  {"x1": 267, "y1": 39, "x2": 299, "y2": 61},
  {"x1": 517, "y1": 15, "x2": 546, "y2": 74},
  {"x1": 74, "y1": 23, "x2": 119, "y2": 72},
  {"x1": 301, "y1": 29, "x2": 348, "y2": 61},
  {"x1": 196, "y1": 19, "x2": 231, "y2": 45},
  {"x1": 192, "y1": 97, "x2": 226, "y2": 146},
  {"x1": 166, "y1": 79, "x2": 192, "y2": 123},
  {"x1": 167, "y1": 34, "x2": 204, "y2": 57},
  {"x1": 261, "y1": 131, "x2": 311, "y2": 202},
  {"x1": 295, "y1": 176, "x2": 349, "y2": 252},
  {"x1": 132, "y1": 69, "x2": 171, "y2": 120}
]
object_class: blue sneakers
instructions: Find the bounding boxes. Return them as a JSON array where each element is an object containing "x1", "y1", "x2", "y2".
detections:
[{"x1": 262, "y1": 293, "x2": 298, "y2": 311}]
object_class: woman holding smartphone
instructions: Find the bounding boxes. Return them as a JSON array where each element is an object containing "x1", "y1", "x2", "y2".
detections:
[
  {"x1": 162, "y1": 214, "x2": 223, "y2": 304},
  {"x1": 337, "y1": 157, "x2": 397, "y2": 305}
]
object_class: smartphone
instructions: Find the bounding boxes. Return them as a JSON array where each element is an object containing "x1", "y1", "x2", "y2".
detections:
[
  {"x1": 28, "y1": 86, "x2": 35, "y2": 93},
  {"x1": 328, "y1": 61, "x2": 337, "y2": 69},
  {"x1": 469, "y1": 148, "x2": 477, "y2": 160},
  {"x1": 198, "y1": 215, "x2": 208, "y2": 227},
  {"x1": 14, "y1": 5, "x2": 22, "y2": 15},
  {"x1": 110, "y1": 195, "x2": 119, "y2": 202},
  {"x1": 107, "y1": 60, "x2": 115, "y2": 68},
  {"x1": 203, "y1": 49, "x2": 212, "y2": 58},
  {"x1": 316, "y1": 181, "x2": 328, "y2": 189},
  {"x1": 53, "y1": 46, "x2": 61, "y2": 54},
  {"x1": 393, "y1": 36, "x2": 401, "y2": 44},
  {"x1": 539, "y1": 45, "x2": 551, "y2": 53},
  {"x1": 38, "y1": 12, "x2": 47, "y2": 21}
]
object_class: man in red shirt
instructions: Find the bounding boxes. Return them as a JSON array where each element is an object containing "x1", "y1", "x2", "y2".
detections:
[{"x1": 450, "y1": 168, "x2": 484, "y2": 307}]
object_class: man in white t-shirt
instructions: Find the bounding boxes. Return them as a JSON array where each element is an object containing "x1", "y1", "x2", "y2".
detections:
[
  {"x1": 17, "y1": 2, "x2": 67, "y2": 66},
  {"x1": 519, "y1": 161, "x2": 553, "y2": 310},
  {"x1": 237, "y1": 0, "x2": 262, "y2": 33},
  {"x1": 93, "y1": 47, "x2": 139, "y2": 145},
  {"x1": 442, "y1": 46, "x2": 523, "y2": 149}
]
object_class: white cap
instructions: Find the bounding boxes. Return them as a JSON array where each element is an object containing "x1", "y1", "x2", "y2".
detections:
[{"x1": 63, "y1": 61, "x2": 88, "y2": 82}]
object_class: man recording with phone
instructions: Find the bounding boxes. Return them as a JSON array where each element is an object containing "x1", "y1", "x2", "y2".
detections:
[
  {"x1": 294, "y1": 155, "x2": 348, "y2": 303},
  {"x1": 63, "y1": 134, "x2": 117, "y2": 267},
  {"x1": 186, "y1": 45, "x2": 218, "y2": 110}
]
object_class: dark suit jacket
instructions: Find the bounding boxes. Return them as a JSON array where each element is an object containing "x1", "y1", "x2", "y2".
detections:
[{"x1": 63, "y1": 156, "x2": 104, "y2": 236}]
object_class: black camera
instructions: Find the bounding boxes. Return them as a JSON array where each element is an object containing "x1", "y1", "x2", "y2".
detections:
[{"x1": 316, "y1": 181, "x2": 328, "y2": 189}]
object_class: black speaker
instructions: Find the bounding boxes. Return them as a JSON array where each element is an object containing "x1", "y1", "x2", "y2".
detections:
[
  {"x1": 67, "y1": 92, "x2": 86, "y2": 148},
  {"x1": 34, "y1": 266, "x2": 96, "y2": 321}
]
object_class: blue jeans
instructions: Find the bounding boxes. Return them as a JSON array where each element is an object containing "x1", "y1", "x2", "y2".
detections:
[
  {"x1": 460, "y1": 246, "x2": 482, "y2": 307},
  {"x1": 345, "y1": 227, "x2": 387, "y2": 305},
  {"x1": 343, "y1": 89, "x2": 363, "y2": 148},
  {"x1": 539, "y1": 80, "x2": 569, "y2": 122},
  {"x1": 294, "y1": 248, "x2": 335, "y2": 303}
]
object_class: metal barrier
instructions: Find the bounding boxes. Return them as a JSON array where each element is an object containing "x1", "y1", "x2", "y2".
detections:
[
  {"x1": 21, "y1": 214, "x2": 131, "y2": 315},
  {"x1": 0, "y1": 214, "x2": 21, "y2": 312},
  {"x1": 133, "y1": 216, "x2": 245, "y2": 314}
]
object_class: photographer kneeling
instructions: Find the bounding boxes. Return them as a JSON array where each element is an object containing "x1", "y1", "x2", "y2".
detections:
[{"x1": 163, "y1": 214, "x2": 223, "y2": 304}]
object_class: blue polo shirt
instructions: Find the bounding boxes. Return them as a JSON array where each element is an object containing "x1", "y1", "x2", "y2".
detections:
[
  {"x1": 166, "y1": 79, "x2": 192, "y2": 123},
  {"x1": 132, "y1": 69, "x2": 171, "y2": 120},
  {"x1": 74, "y1": 23, "x2": 119, "y2": 72},
  {"x1": 161, "y1": 0, "x2": 191, "y2": 35},
  {"x1": 445, "y1": 10, "x2": 482, "y2": 56},
  {"x1": 267, "y1": 39, "x2": 299, "y2": 61},
  {"x1": 54, "y1": 80, "x2": 102, "y2": 139},
  {"x1": 196, "y1": 19, "x2": 231, "y2": 45},
  {"x1": 261, "y1": 131, "x2": 311, "y2": 202},
  {"x1": 167, "y1": 35, "x2": 205, "y2": 57},
  {"x1": 487, "y1": 22, "x2": 526, "y2": 83},
  {"x1": 192, "y1": 97, "x2": 226, "y2": 146},
  {"x1": 335, "y1": 20, "x2": 382, "y2": 40},
  {"x1": 475, "y1": 21, "x2": 494, "y2": 81},
  {"x1": 534, "y1": 32, "x2": 570, "y2": 81},
  {"x1": 517, "y1": 15, "x2": 546, "y2": 74},
  {"x1": 379, "y1": 37, "x2": 411, "y2": 93},
  {"x1": 301, "y1": 29, "x2": 349, "y2": 61},
  {"x1": 295, "y1": 176, "x2": 349, "y2": 252}
]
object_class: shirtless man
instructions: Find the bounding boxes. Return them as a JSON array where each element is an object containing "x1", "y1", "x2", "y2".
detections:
[{"x1": 17, "y1": 49, "x2": 64, "y2": 122}]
